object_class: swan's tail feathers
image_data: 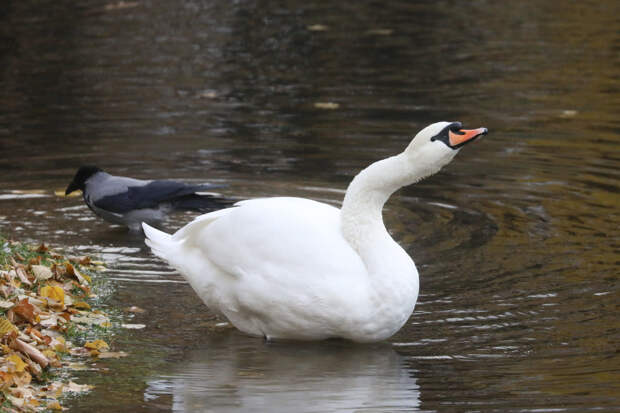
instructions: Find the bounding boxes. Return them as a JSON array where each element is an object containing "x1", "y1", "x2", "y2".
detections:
[{"x1": 142, "y1": 222, "x2": 173, "y2": 262}]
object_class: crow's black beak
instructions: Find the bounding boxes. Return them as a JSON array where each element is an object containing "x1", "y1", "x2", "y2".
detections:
[{"x1": 65, "y1": 181, "x2": 79, "y2": 195}]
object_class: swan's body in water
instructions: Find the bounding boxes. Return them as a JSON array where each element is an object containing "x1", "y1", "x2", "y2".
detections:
[{"x1": 143, "y1": 121, "x2": 487, "y2": 342}]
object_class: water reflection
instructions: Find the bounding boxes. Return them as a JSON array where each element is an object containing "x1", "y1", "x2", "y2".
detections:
[{"x1": 145, "y1": 338, "x2": 420, "y2": 412}]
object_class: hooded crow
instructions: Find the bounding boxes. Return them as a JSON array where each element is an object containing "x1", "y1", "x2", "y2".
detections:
[{"x1": 65, "y1": 165, "x2": 231, "y2": 231}]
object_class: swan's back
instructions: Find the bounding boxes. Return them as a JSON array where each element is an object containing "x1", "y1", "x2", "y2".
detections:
[{"x1": 190, "y1": 197, "x2": 365, "y2": 281}]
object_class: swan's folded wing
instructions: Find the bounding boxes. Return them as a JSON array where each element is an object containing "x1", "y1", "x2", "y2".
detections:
[{"x1": 179, "y1": 197, "x2": 367, "y2": 287}]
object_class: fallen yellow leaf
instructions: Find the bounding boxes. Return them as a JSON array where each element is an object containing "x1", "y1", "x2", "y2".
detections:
[
  {"x1": 72, "y1": 301, "x2": 91, "y2": 310},
  {"x1": 81, "y1": 271, "x2": 92, "y2": 283},
  {"x1": 40, "y1": 285, "x2": 65, "y2": 306},
  {"x1": 13, "y1": 370, "x2": 32, "y2": 386},
  {"x1": 0, "y1": 317, "x2": 19, "y2": 335},
  {"x1": 52, "y1": 336, "x2": 66, "y2": 352},
  {"x1": 47, "y1": 400, "x2": 63, "y2": 410},
  {"x1": 54, "y1": 189, "x2": 81, "y2": 197},
  {"x1": 84, "y1": 339, "x2": 109, "y2": 351},
  {"x1": 7, "y1": 354, "x2": 27, "y2": 373}
]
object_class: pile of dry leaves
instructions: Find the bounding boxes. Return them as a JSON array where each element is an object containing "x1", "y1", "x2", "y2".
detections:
[{"x1": 0, "y1": 238, "x2": 124, "y2": 411}]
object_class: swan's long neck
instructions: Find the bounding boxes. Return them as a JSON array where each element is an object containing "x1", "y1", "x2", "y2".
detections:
[{"x1": 340, "y1": 152, "x2": 440, "y2": 267}]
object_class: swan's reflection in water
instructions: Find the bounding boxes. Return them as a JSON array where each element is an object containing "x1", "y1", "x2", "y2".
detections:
[{"x1": 145, "y1": 336, "x2": 420, "y2": 412}]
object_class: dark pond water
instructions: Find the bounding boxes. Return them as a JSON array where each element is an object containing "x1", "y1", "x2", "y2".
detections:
[{"x1": 1, "y1": 0, "x2": 619, "y2": 411}]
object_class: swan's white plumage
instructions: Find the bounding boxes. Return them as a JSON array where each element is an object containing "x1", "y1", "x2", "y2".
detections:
[
  {"x1": 144, "y1": 121, "x2": 484, "y2": 342},
  {"x1": 145, "y1": 197, "x2": 393, "y2": 341}
]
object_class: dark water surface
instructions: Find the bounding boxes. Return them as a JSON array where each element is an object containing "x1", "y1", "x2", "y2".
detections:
[{"x1": 1, "y1": 0, "x2": 619, "y2": 411}]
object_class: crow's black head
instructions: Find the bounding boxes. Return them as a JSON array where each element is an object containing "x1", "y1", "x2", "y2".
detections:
[{"x1": 65, "y1": 165, "x2": 103, "y2": 195}]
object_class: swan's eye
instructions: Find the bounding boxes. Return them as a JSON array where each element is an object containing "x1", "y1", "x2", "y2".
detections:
[
  {"x1": 448, "y1": 122, "x2": 462, "y2": 132},
  {"x1": 431, "y1": 122, "x2": 461, "y2": 143}
]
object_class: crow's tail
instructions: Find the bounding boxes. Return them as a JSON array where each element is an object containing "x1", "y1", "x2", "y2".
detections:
[{"x1": 171, "y1": 193, "x2": 233, "y2": 212}]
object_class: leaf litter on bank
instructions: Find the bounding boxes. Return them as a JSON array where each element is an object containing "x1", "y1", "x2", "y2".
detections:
[{"x1": 0, "y1": 237, "x2": 126, "y2": 412}]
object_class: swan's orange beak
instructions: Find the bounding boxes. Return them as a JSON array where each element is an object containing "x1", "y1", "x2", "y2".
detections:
[{"x1": 448, "y1": 127, "x2": 488, "y2": 147}]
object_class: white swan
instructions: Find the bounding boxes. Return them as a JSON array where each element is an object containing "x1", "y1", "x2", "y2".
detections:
[{"x1": 143, "y1": 121, "x2": 487, "y2": 342}]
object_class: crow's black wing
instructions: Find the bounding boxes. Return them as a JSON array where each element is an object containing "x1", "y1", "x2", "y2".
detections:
[{"x1": 93, "y1": 181, "x2": 223, "y2": 213}]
